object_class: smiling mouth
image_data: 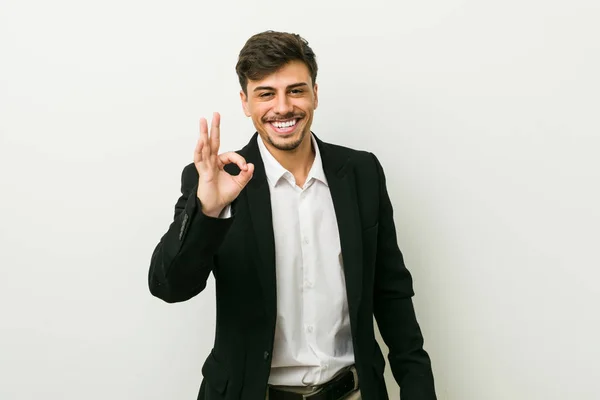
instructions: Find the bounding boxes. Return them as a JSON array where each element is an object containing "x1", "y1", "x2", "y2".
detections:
[{"x1": 267, "y1": 118, "x2": 301, "y2": 134}]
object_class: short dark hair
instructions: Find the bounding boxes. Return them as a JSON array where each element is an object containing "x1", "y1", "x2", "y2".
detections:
[{"x1": 236, "y1": 31, "x2": 318, "y2": 94}]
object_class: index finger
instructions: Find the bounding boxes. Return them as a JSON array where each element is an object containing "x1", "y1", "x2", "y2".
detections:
[
  {"x1": 218, "y1": 151, "x2": 248, "y2": 171},
  {"x1": 210, "y1": 112, "x2": 221, "y2": 154}
]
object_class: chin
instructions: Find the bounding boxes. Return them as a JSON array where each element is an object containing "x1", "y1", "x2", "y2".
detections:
[{"x1": 266, "y1": 129, "x2": 307, "y2": 151}]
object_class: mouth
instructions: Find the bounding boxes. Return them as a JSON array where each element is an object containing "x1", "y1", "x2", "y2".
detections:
[{"x1": 267, "y1": 118, "x2": 301, "y2": 135}]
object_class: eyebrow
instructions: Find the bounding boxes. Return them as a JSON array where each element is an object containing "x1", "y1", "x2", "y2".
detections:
[{"x1": 253, "y1": 82, "x2": 309, "y2": 92}]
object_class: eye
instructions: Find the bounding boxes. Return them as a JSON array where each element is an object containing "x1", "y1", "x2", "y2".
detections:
[
  {"x1": 290, "y1": 89, "x2": 304, "y2": 94},
  {"x1": 259, "y1": 92, "x2": 274, "y2": 98}
]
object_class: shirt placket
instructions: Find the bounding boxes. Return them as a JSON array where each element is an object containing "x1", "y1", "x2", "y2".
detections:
[{"x1": 298, "y1": 184, "x2": 319, "y2": 383}]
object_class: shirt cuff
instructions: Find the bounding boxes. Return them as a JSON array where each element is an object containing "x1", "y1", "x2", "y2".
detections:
[{"x1": 218, "y1": 204, "x2": 232, "y2": 219}]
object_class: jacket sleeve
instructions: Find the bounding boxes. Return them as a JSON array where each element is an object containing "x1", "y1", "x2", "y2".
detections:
[
  {"x1": 148, "y1": 163, "x2": 234, "y2": 303},
  {"x1": 370, "y1": 154, "x2": 437, "y2": 400}
]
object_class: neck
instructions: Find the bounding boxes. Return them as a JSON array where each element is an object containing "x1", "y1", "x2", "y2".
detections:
[{"x1": 266, "y1": 133, "x2": 315, "y2": 187}]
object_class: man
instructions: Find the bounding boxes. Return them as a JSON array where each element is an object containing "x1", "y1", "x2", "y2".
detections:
[{"x1": 148, "y1": 31, "x2": 436, "y2": 400}]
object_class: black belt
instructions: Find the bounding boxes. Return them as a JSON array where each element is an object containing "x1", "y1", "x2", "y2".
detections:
[{"x1": 268, "y1": 368, "x2": 357, "y2": 400}]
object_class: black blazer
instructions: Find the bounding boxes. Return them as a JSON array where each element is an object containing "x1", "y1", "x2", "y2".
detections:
[{"x1": 148, "y1": 133, "x2": 436, "y2": 400}]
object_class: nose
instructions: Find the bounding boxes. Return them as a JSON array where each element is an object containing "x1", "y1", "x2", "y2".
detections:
[{"x1": 273, "y1": 93, "x2": 293, "y2": 116}]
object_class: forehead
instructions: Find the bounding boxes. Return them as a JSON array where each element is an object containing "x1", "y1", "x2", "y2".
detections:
[{"x1": 247, "y1": 60, "x2": 313, "y2": 89}]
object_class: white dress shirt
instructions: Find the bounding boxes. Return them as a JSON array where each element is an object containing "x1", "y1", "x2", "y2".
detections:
[{"x1": 256, "y1": 134, "x2": 355, "y2": 387}]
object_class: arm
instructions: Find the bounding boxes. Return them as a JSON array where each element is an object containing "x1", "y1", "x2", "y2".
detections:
[
  {"x1": 371, "y1": 154, "x2": 437, "y2": 399},
  {"x1": 148, "y1": 164, "x2": 234, "y2": 303}
]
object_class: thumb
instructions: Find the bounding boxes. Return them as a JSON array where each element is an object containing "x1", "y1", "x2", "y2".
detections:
[{"x1": 236, "y1": 163, "x2": 254, "y2": 187}]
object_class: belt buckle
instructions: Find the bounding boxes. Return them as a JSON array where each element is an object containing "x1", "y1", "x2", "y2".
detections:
[
  {"x1": 303, "y1": 369, "x2": 356, "y2": 400},
  {"x1": 302, "y1": 386, "x2": 323, "y2": 399},
  {"x1": 350, "y1": 367, "x2": 359, "y2": 391}
]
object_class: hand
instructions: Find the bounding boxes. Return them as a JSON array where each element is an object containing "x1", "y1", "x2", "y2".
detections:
[{"x1": 194, "y1": 112, "x2": 254, "y2": 217}]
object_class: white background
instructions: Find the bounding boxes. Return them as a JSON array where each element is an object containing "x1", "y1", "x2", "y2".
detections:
[{"x1": 1, "y1": 0, "x2": 599, "y2": 399}]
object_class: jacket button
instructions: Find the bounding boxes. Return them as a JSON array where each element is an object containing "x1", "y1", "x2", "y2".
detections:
[{"x1": 263, "y1": 351, "x2": 270, "y2": 360}]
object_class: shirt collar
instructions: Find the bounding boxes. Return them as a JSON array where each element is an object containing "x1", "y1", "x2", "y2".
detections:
[{"x1": 257, "y1": 133, "x2": 328, "y2": 189}]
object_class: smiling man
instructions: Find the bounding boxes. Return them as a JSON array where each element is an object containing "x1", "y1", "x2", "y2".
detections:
[{"x1": 148, "y1": 31, "x2": 437, "y2": 400}]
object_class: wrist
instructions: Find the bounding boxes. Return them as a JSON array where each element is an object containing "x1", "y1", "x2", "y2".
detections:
[
  {"x1": 195, "y1": 196, "x2": 223, "y2": 218},
  {"x1": 202, "y1": 208, "x2": 223, "y2": 218},
  {"x1": 199, "y1": 203, "x2": 223, "y2": 218}
]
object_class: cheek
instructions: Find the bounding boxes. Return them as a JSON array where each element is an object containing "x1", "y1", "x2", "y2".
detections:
[
  {"x1": 250, "y1": 104, "x2": 270, "y2": 121},
  {"x1": 299, "y1": 98, "x2": 316, "y2": 112},
  {"x1": 252, "y1": 113, "x2": 267, "y2": 127},
  {"x1": 253, "y1": 112, "x2": 265, "y2": 122}
]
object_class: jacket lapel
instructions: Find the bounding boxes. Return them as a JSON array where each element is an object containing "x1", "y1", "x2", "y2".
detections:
[
  {"x1": 315, "y1": 135, "x2": 364, "y2": 322},
  {"x1": 240, "y1": 134, "x2": 277, "y2": 323},
  {"x1": 239, "y1": 133, "x2": 363, "y2": 325}
]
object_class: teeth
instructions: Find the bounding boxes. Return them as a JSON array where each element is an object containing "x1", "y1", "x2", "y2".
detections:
[{"x1": 272, "y1": 119, "x2": 297, "y2": 128}]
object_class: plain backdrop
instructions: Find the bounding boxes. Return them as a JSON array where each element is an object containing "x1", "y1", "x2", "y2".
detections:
[{"x1": 1, "y1": 0, "x2": 599, "y2": 399}]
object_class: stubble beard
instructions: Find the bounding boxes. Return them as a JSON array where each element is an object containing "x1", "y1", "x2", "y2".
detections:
[{"x1": 266, "y1": 127, "x2": 308, "y2": 152}]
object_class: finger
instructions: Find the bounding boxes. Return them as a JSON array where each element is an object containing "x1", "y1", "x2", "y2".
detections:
[
  {"x1": 199, "y1": 117, "x2": 211, "y2": 160},
  {"x1": 210, "y1": 112, "x2": 221, "y2": 155},
  {"x1": 218, "y1": 152, "x2": 248, "y2": 171},
  {"x1": 234, "y1": 163, "x2": 255, "y2": 187},
  {"x1": 194, "y1": 138, "x2": 204, "y2": 164},
  {"x1": 199, "y1": 117, "x2": 209, "y2": 137}
]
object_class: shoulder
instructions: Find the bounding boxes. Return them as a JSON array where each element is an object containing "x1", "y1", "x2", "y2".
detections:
[{"x1": 319, "y1": 139, "x2": 383, "y2": 176}]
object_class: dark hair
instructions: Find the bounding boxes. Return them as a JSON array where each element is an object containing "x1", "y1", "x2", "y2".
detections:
[{"x1": 236, "y1": 30, "x2": 318, "y2": 94}]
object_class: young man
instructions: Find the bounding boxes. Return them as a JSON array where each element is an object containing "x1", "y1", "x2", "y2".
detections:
[{"x1": 148, "y1": 31, "x2": 437, "y2": 400}]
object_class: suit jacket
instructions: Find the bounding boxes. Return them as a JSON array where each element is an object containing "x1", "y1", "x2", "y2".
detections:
[{"x1": 148, "y1": 133, "x2": 437, "y2": 400}]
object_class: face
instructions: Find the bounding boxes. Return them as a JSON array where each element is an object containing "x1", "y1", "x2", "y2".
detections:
[{"x1": 240, "y1": 60, "x2": 318, "y2": 152}]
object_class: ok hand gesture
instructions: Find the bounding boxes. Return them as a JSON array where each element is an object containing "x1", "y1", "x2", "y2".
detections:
[{"x1": 194, "y1": 113, "x2": 254, "y2": 217}]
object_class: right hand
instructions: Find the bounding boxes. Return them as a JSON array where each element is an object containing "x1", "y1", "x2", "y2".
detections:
[{"x1": 194, "y1": 112, "x2": 254, "y2": 217}]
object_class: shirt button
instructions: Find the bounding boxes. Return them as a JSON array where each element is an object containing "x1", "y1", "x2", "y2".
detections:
[
  {"x1": 303, "y1": 237, "x2": 309, "y2": 245},
  {"x1": 307, "y1": 325, "x2": 314, "y2": 333},
  {"x1": 263, "y1": 351, "x2": 270, "y2": 360},
  {"x1": 305, "y1": 280, "x2": 314, "y2": 288}
]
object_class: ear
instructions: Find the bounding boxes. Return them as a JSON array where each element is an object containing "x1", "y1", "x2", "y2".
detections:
[
  {"x1": 313, "y1": 83, "x2": 319, "y2": 110},
  {"x1": 240, "y1": 90, "x2": 251, "y2": 117}
]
